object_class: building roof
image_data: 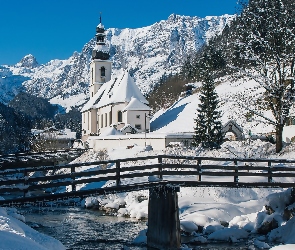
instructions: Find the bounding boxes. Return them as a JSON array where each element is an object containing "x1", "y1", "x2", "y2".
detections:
[
  {"x1": 82, "y1": 70, "x2": 149, "y2": 112},
  {"x1": 123, "y1": 97, "x2": 151, "y2": 112},
  {"x1": 99, "y1": 127, "x2": 123, "y2": 136}
]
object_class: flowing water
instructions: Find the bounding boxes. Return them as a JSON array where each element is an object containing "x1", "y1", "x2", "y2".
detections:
[
  {"x1": 20, "y1": 206, "x2": 277, "y2": 250},
  {"x1": 21, "y1": 206, "x2": 147, "y2": 250}
]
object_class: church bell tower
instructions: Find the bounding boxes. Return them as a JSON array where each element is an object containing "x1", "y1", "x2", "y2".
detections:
[{"x1": 89, "y1": 14, "x2": 112, "y2": 98}]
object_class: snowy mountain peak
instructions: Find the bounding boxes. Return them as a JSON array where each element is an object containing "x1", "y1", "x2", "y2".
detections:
[
  {"x1": 0, "y1": 14, "x2": 234, "y2": 110},
  {"x1": 16, "y1": 54, "x2": 39, "y2": 68}
]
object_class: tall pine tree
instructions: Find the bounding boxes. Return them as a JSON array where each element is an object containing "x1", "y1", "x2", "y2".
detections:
[{"x1": 194, "y1": 76, "x2": 223, "y2": 149}]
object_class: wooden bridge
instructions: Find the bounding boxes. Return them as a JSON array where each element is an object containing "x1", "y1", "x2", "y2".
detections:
[
  {"x1": 1, "y1": 154, "x2": 295, "y2": 249},
  {"x1": 1, "y1": 154, "x2": 295, "y2": 206}
]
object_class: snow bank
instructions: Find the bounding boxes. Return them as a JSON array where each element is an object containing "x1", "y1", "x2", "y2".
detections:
[
  {"x1": 269, "y1": 217, "x2": 295, "y2": 244},
  {"x1": 0, "y1": 205, "x2": 65, "y2": 250},
  {"x1": 207, "y1": 228, "x2": 249, "y2": 241}
]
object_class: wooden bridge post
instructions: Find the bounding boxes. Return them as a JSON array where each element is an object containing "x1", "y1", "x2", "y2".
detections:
[
  {"x1": 268, "y1": 161, "x2": 272, "y2": 183},
  {"x1": 197, "y1": 159, "x2": 202, "y2": 181},
  {"x1": 147, "y1": 185, "x2": 181, "y2": 250},
  {"x1": 158, "y1": 156, "x2": 163, "y2": 179},
  {"x1": 234, "y1": 160, "x2": 239, "y2": 183},
  {"x1": 116, "y1": 161, "x2": 121, "y2": 186},
  {"x1": 70, "y1": 165, "x2": 76, "y2": 191}
]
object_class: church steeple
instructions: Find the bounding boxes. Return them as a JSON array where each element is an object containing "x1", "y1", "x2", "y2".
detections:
[
  {"x1": 92, "y1": 13, "x2": 110, "y2": 60},
  {"x1": 89, "y1": 13, "x2": 112, "y2": 98}
]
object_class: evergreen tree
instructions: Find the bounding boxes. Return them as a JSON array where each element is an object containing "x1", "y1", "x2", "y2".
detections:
[{"x1": 194, "y1": 76, "x2": 223, "y2": 149}]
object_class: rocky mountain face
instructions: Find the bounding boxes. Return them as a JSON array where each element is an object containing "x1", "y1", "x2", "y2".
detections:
[{"x1": 0, "y1": 14, "x2": 234, "y2": 110}]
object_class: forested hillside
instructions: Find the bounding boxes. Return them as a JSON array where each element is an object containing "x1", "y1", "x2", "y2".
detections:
[
  {"x1": 148, "y1": 0, "x2": 295, "y2": 152},
  {"x1": 0, "y1": 103, "x2": 31, "y2": 154}
]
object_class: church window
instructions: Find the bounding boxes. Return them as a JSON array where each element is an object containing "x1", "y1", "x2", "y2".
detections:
[
  {"x1": 101, "y1": 66, "x2": 106, "y2": 77},
  {"x1": 118, "y1": 111, "x2": 122, "y2": 123},
  {"x1": 101, "y1": 114, "x2": 103, "y2": 128},
  {"x1": 135, "y1": 124, "x2": 141, "y2": 130},
  {"x1": 91, "y1": 68, "x2": 93, "y2": 83},
  {"x1": 105, "y1": 113, "x2": 107, "y2": 127}
]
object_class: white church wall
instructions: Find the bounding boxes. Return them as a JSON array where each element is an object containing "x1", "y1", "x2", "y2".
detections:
[
  {"x1": 90, "y1": 109, "x2": 98, "y2": 134},
  {"x1": 82, "y1": 110, "x2": 97, "y2": 138},
  {"x1": 87, "y1": 133, "x2": 194, "y2": 151},
  {"x1": 91, "y1": 60, "x2": 112, "y2": 84},
  {"x1": 98, "y1": 105, "x2": 111, "y2": 128},
  {"x1": 111, "y1": 103, "x2": 127, "y2": 124},
  {"x1": 88, "y1": 136, "x2": 165, "y2": 150},
  {"x1": 125, "y1": 110, "x2": 150, "y2": 132},
  {"x1": 82, "y1": 111, "x2": 90, "y2": 135},
  {"x1": 97, "y1": 103, "x2": 127, "y2": 133}
]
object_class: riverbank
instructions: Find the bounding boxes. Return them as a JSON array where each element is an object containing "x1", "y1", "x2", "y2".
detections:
[
  {"x1": 0, "y1": 204, "x2": 65, "y2": 250},
  {"x1": 73, "y1": 141, "x2": 295, "y2": 249},
  {"x1": 1, "y1": 140, "x2": 295, "y2": 249}
]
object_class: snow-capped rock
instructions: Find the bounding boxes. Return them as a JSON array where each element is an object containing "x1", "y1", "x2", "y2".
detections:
[
  {"x1": 15, "y1": 54, "x2": 39, "y2": 69},
  {"x1": 0, "y1": 14, "x2": 234, "y2": 111}
]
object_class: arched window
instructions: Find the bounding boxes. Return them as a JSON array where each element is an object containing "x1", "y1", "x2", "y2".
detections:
[
  {"x1": 101, "y1": 66, "x2": 105, "y2": 77},
  {"x1": 91, "y1": 68, "x2": 93, "y2": 83},
  {"x1": 118, "y1": 111, "x2": 122, "y2": 123}
]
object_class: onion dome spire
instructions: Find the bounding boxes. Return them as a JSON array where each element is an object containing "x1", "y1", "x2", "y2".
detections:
[{"x1": 92, "y1": 13, "x2": 110, "y2": 60}]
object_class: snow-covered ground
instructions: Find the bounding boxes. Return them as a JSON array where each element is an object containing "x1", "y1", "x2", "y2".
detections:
[
  {"x1": 151, "y1": 78, "x2": 276, "y2": 136},
  {"x1": 0, "y1": 205, "x2": 65, "y2": 250},
  {"x1": 1, "y1": 142, "x2": 295, "y2": 249},
  {"x1": 72, "y1": 140, "x2": 295, "y2": 249},
  {"x1": 1, "y1": 76, "x2": 295, "y2": 248}
]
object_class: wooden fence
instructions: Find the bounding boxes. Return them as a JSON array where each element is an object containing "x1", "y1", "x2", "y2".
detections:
[{"x1": 1, "y1": 155, "x2": 295, "y2": 205}]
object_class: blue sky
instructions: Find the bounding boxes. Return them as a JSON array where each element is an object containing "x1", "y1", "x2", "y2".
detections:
[{"x1": 0, "y1": 0, "x2": 242, "y2": 65}]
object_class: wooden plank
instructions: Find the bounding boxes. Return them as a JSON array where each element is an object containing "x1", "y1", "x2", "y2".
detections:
[
  {"x1": 120, "y1": 163, "x2": 162, "y2": 172},
  {"x1": 160, "y1": 155, "x2": 295, "y2": 164},
  {"x1": 2, "y1": 164, "x2": 295, "y2": 188},
  {"x1": 0, "y1": 175, "x2": 118, "y2": 193},
  {"x1": 0, "y1": 181, "x2": 170, "y2": 206},
  {"x1": 120, "y1": 171, "x2": 161, "y2": 179},
  {"x1": 2, "y1": 179, "x2": 295, "y2": 207},
  {"x1": 168, "y1": 180, "x2": 295, "y2": 188},
  {"x1": 0, "y1": 161, "x2": 56, "y2": 171},
  {"x1": 148, "y1": 170, "x2": 199, "y2": 176},
  {"x1": 0, "y1": 168, "x2": 118, "y2": 186},
  {"x1": 0, "y1": 165, "x2": 62, "y2": 175}
]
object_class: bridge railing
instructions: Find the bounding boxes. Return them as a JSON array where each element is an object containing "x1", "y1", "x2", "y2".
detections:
[
  {"x1": 0, "y1": 148, "x2": 88, "y2": 167},
  {"x1": 1, "y1": 155, "x2": 295, "y2": 204}
]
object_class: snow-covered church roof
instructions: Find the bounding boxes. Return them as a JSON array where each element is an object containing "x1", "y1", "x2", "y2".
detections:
[
  {"x1": 123, "y1": 97, "x2": 151, "y2": 112},
  {"x1": 82, "y1": 70, "x2": 149, "y2": 112}
]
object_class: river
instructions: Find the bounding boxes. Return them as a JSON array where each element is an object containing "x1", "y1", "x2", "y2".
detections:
[
  {"x1": 21, "y1": 206, "x2": 147, "y2": 250},
  {"x1": 20, "y1": 206, "x2": 275, "y2": 250}
]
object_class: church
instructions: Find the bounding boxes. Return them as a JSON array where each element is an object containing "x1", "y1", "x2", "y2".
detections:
[{"x1": 81, "y1": 18, "x2": 151, "y2": 140}]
